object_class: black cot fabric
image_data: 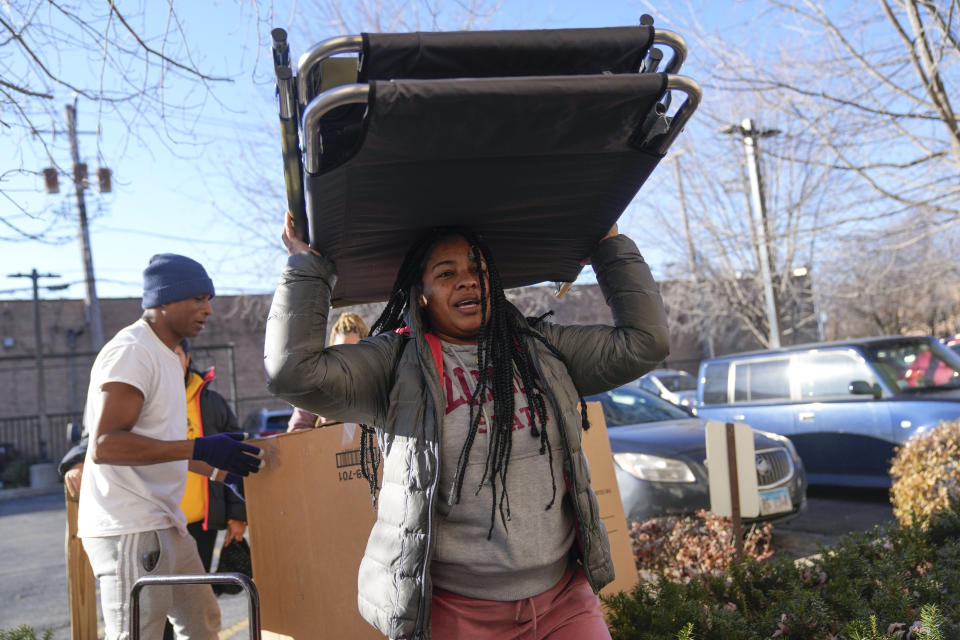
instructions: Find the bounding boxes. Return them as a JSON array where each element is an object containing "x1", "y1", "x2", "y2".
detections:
[
  {"x1": 305, "y1": 72, "x2": 668, "y2": 305},
  {"x1": 358, "y1": 26, "x2": 654, "y2": 82}
]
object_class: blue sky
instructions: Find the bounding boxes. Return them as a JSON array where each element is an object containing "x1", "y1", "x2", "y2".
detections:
[{"x1": 1, "y1": 0, "x2": 772, "y2": 301}]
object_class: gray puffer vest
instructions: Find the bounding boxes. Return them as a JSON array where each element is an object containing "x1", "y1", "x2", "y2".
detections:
[{"x1": 264, "y1": 234, "x2": 669, "y2": 639}]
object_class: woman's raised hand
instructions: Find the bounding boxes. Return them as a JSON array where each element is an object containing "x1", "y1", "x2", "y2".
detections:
[
  {"x1": 581, "y1": 223, "x2": 620, "y2": 266},
  {"x1": 600, "y1": 222, "x2": 619, "y2": 242},
  {"x1": 282, "y1": 211, "x2": 320, "y2": 257}
]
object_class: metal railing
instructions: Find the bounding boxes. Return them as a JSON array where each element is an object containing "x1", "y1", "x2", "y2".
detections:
[
  {"x1": 130, "y1": 573, "x2": 260, "y2": 640},
  {"x1": 0, "y1": 411, "x2": 82, "y2": 464}
]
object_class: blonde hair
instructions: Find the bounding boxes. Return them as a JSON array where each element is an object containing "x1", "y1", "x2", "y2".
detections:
[{"x1": 329, "y1": 312, "x2": 369, "y2": 343}]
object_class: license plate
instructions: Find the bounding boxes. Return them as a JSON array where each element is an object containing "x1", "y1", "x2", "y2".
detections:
[{"x1": 759, "y1": 487, "x2": 793, "y2": 516}]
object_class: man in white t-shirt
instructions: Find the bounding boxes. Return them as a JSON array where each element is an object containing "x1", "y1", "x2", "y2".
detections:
[{"x1": 79, "y1": 253, "x2": 263, "y2": 640}]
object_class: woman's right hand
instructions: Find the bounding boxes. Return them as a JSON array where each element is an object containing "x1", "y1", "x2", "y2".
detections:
[{"x1": 282, "y1": 211, "x2": 320, "y2": 257}]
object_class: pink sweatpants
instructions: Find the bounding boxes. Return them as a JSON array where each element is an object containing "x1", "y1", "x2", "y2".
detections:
[{"x1": 430, "y1": 566, "x2": 612, "y2": 640}]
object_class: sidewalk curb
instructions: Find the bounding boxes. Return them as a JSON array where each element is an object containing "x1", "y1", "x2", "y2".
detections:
[{"x1": 0, "y1": 484, "x2": 64, "y2": 502}]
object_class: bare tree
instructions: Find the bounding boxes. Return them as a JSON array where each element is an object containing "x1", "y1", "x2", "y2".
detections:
[
  {"x1": 820, "y1": 219, "x2": 960, "y2": 338},
  {"x1": 648, "y1": 107, "x2": 833, "y2": 353},
  {"x1": 1, "y1": 1, "x2": 268, "y2": 240},
  {"x1": 699, "y1": 0, "x2": 959, "y2": 232},
  {"x1": 640, "y1": 0, "x2": 959, "y2": 353},
  {"x1": 302, "y1": 0, "x2": 501, "y2": 34}
]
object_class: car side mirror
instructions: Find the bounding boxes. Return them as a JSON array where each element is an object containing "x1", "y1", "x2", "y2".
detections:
[{"x1": 849, "y1": 380, "x2": 882, "y2": 399}]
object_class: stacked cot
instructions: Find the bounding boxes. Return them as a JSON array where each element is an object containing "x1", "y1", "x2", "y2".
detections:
[{"x1": 271, "y1": 18, "x2": 701, "y2": 305}]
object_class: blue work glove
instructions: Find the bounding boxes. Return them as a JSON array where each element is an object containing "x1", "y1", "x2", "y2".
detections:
[
  {"x1": 192, "y1": 432, "x2": 262, "y2": 476},
  {"x1": 222, "y1": 473, "x2": 245, "y2": 501}
]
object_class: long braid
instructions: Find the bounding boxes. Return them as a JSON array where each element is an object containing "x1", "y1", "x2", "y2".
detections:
[
  {"x1": 523, "y1": 325, "x2": 593, "y2": 434},
  {"x1": 358, "y1": 235, "x2": 444, "y2": 504},
  {"x1": 453, "y1": 230, "x2": 555, "y2": 538}
]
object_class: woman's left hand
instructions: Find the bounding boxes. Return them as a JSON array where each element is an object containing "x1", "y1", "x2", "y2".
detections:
[
  {"x1": 224, "y1": 519, "x2": 247, "y2": 546},
  {"x1": 600, "y1": 222, "x2": 619, "y2": 242},
  {"x1": 582, "y1": 223, "x2": 619, "y2": 265}
]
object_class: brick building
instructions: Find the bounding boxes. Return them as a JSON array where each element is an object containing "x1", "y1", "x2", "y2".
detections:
[{"x1": 0, "y1": 283, "x2": 709, "y2": 465}]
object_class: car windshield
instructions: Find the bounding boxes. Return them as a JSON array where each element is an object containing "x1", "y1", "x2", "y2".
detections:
[
  {"x1": 863, "y1": 338, "x2": 960, "y2": 392},
  {"x1": 593, "y1": 387, "x2": 692, "y2": 427},
  {"x1": 656, "y1": 372, "x2": 697, "y2": 392}
]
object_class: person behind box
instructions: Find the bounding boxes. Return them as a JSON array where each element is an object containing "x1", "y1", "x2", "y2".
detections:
[
  {"x1": 286, "y1": 312, "x2": 370, "y2": 432},
  {"x1": 264, "y1": 213, "x2": 669, "y2": 640},
  {"x1": 78, "y1": 254, "x2": 263, "y2": 640}
]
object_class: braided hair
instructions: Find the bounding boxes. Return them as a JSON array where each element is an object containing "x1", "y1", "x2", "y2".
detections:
[{"x1": 358, "y1": 227, "x2": 591, "y2": 538}]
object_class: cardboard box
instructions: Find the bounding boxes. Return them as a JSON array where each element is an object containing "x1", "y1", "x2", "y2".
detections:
[
  {"x1": 582, "y1": 402, "x2": 640, "y2": 601},
  {"x1": 245, "y1": 403, "x2": 637, "y2": 639},
  {"x1": 247, "y1": 423, "x2": 382, "y2": 640}
]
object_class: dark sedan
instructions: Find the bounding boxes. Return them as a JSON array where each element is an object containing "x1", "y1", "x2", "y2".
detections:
[{"x1": 589, "y1": 386, "x2": 807, "y2": 524}]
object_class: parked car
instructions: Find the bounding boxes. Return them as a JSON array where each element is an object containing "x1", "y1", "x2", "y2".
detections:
[
  {"x1": 589, "y1": 385, "x2": 806, "y2": 524},
  {"x1": 637, "y1": 368, "x2": 699, "y2": 409},
  {"x1": 695, "y1": 335, "x2": 960, "y2": 488},
  {"x1": 242, "y1": 407, "x2": 294, "y2": 438},
  {"x1": 945, "y1": 335, "x2": 960, "y2": 358}
]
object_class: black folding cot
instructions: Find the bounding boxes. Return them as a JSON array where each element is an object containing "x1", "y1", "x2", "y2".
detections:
[{"x1": 271, "y1": 20, "x2": 701, "y2": 305}]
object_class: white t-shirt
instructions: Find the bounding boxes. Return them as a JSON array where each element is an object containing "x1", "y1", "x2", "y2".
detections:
[{"x1": 78, "y1": 319, "x2": 190, "y2": 537}]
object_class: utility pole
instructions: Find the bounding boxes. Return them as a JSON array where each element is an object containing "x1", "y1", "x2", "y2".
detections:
[
  {"x1": 721, "y1": 118, "x2": 781, "y2": 349},
  {"x1": 8, "y1": 270, "x2": 63, "y2": 461},
  {"x1": 65, "y1": 102, "x2": 105, "y2": 351}
]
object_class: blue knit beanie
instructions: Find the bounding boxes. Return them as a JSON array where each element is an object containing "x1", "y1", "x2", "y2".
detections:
[{"x1": 141, "y1": 254, "x2": 215, "y2": 309}]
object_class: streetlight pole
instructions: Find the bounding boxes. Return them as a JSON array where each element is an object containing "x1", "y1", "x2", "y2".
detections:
[
  {"x1": 65, "y1": 102, "x2": 105, "y2": 351},
  {"x1": 8, "y1": 270, "x2": 63, "y2": 461},
  {"x1": 722, "y1": 118, "x2": 781, "y2": 349}
]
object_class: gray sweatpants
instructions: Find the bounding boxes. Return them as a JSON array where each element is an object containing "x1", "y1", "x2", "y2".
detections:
[{"x1": 82, "y1": 527, "x2": 220, "y2": 640}]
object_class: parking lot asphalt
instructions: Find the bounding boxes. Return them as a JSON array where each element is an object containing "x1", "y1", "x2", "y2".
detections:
[
  {"x1": 771, "y1": 486, "x2": 894, "y2": 559},
  {"x1": 0, "y1": 488, "x2": 250, "y2": 639}
]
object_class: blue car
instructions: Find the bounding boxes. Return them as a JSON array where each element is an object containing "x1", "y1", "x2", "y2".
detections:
[
  {"x1": 589, "y1": 386, "x2": 806, "y2": 524},
  {"x1": 695, "y1": 335, "x2": 960, "y2": 487}
]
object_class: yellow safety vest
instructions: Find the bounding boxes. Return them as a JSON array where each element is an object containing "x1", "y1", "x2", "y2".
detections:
[{"x1": 180, "y1": 368, "x2": 213, "y2": 525}]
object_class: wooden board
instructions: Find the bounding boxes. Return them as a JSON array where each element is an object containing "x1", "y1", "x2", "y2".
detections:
[
  {"x1": 245, "y1": 404, "x2": 637, "y2": 639},
  {"x1": 65, "y1": 486, "x2": 98, "y2": 640}
]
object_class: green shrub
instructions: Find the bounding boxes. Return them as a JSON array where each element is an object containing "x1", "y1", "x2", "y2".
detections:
[
  {"x1": 890, "y1": 419, "x2": 960, "y2": 528},
  {"x1": 0, "y1": 625, "x2": 54, "y2": 640},
  {"x1": 604, "y1": 507, "x2": 960, "y2": 640},
  {"x1": 0, "y1": 455, "x2": 35, "y2": 488}
]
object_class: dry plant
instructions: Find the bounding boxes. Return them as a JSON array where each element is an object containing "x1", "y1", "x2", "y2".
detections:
[
  {"x1": 630, "y1": 509, "x2": 774, "y2": 583},
  {"x1": 890, "y1": 419, "x2": 960, "y2": 528}
]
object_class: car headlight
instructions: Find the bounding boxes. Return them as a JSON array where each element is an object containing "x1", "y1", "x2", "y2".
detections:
[{"x1": 613, "y1": 452, "x2": 696, "y2": 483}]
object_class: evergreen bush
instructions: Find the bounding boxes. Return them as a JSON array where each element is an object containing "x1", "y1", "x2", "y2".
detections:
[
  {"x1": 604, "y1": 504, "x2": 960, "y2": 639},
  {"x1": 0, "y1": 626, "x2": 53, "y2": 640},
  {"x1": 0, "y1": 454, "x2": 35, "y2": 488}
]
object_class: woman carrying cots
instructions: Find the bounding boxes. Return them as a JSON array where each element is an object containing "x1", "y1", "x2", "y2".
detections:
[{"x1": 264, "y1": 213, "x2": 668, "y2": 639}]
